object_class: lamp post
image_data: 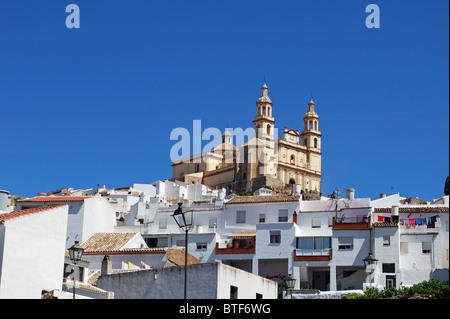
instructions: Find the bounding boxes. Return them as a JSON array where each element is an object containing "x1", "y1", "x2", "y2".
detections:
[
  {"x1": 285, "y1": 274, "x2": 296, "y2": 299},
  {"x1": 68, "y1": 241, "x2": 85, "y2": 299},
  {"x1": 171, "y1": 202, "x2": 193, "y2": 299},
  {"x1": 363, "y1": 252, "x2": 378, "y2": 299}
]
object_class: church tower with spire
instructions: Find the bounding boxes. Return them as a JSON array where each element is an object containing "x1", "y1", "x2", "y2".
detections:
[{"x1": 253, "y1": 82, "x2": 275, "y2": 140}]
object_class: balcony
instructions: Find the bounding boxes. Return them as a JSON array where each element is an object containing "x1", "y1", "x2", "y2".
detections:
[
  {"x1": 294, "y1": 249, "x2": 332, "y2": 262},
  {"x1": 332, "y1": 217, "x2": 371, "y2": 230},
  {"x1": 215, "y1": 237, "x2": 255, "y2": 255},
  {"x1": 399, "y1": 219, "x2": 440, "y2": 235}
]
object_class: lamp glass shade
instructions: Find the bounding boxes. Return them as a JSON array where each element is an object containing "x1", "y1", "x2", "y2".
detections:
[
  {"x1": 285, "y1": 274, "x2": 296, "y2": 290},
  {"x1": 69, "y1": 241, "x2": 84, "y2": 262},
  {"x1": 172, "y1": 202, "x2": 193, "y2": 229}
]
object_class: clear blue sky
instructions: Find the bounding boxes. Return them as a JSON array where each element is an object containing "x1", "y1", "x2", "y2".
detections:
[{"x1": 1, "y1": 0, "x2": 448, "y2": 201}]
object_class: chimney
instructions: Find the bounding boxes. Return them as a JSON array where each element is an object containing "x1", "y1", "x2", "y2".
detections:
[
  {"x1": 391, "y1": 205, "x2": 399, "y2": 223},
  {"x1": 379, "y1": 193, "x2": 386, "y2": 198},
  {"x1": 293, "y1": 211, "x2": 298, "y2": 225},
  {"x1": 101, "y1": 255, "x2": 112, "y2": 276},
  {"x1": 346, "y1": 188, "x2": 355, "y2": 200}
]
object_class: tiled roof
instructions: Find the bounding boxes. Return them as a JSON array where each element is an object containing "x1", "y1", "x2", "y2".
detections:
[
  {"x1": 0, "y1": 205, "x2": 66, "y2": 222},
  {"x1": 18, "y1": 196, "x2": 92, "y2": 202},
  {"x1": 166, "y1": 248, "x2": 200, "y2": 266},
  {"x1": 374, "y1": 207, "x2": 449, "y2": 213},
  {"x1": 81, "y1": 233, "x2": 139, "y2": 252},
  {"x1": 226, "y1": 195, "x2": 300, "y2": 204}
]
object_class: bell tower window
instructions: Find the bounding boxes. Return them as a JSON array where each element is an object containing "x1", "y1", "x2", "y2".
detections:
[
  {"x1": 290, "y1": 155, "x2": 295, "y2": 165},
  {"x1": 314, "y1": 138, "x2": 318, "y2": 148}
]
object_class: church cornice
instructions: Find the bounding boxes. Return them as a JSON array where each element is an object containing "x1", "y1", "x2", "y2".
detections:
[
  {"x1": 252, "y1": 117, "x2": 275, "y2": 124},
  {"x1": 300, "y1": 131, "x2": 322, "y2": 138},
  {"x1": 277, "y1": 162, "x2": 323, "y2": 178}
]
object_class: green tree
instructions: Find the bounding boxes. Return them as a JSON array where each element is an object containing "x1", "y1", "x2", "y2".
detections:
[{"x1": 445, "y1": 176, "x2": 449, "y2": 196}]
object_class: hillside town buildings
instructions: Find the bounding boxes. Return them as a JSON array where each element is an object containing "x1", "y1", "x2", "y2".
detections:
[{"x1": 1, "y1": 179, "x2": 448, "y2": 299}]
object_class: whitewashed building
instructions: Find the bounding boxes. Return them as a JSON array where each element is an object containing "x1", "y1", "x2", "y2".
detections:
[
  {"x1": 370, "y1": 194, "x2": 449, "y2": 289},
  {"x1": 96, "y1": 261, "x2": 278, "y2": 299},
  {"x1": 16, "y1": 195, "x2": 117, "y2": 249},
  {"x1": 0, "y1": 205, "x2": 68, "y2": 299}
]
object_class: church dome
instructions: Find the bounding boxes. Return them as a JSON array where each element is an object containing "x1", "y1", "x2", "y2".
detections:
[{"x1": 257, "y1": 83, "x2": 272, "y2": 104}]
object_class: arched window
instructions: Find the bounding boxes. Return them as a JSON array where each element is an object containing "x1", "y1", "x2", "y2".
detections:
[
  {"x1": 309, "y1": 121, "x2": 313, "y2": 130},
  {"x1": 314, "y1": 138, "x2": 318, "y2": 148},
  {"x1": 289, "y1": 179, "x2": 296, "y2": 185},
  {"x1": 290, "y1": 155, "x2": 295, "y2": 165},
  {"x1": 267, "y1": 124, "x2": 271, "y2": 135},
  {"x1": 304, "y1": 139, "x2": 308, "y2": 147}
]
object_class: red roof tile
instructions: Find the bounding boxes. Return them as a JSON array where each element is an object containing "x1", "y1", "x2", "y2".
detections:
[
  {"x1": 226, "y1": 195, "x2": 300, "y2": 204},
  {"x1": 18, "y1": 196, "x2": 92, "y2": 202},
  {"x1": 0, "y1": 205, "x2": 67, "y2": 222}
]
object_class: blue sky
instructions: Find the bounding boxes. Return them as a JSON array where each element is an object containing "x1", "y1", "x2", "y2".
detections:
[{"x1": 0, "y1": 0, "x2": 448, "y2": 201}]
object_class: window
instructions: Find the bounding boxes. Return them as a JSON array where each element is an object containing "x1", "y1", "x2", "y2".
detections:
[
  {"x1": 422, "y1": 242, "x2": 432, "y2": 254},
  {"x1": 259, "y1": 213, "x2": 266, "y2": 223},
  {"x1": 236, "y1": 211, "x2": 246, "y2": 223},
  {"x1": 297, "y1": 237, "x2": 331, "y2": 250},
  {"x1": 176, "y1": 240, "x2": 186, "y2": 247},
  {"x1": 400, "y1": 242, "x2": 408, "y2": 254},
  {"x1": 328, "y1": 217, "x2": 333, "y2": 227},
  {"x1": 196, "y1": 242, "x2": 207, "y2": 250},
  {"x1": 230, "y1": 286, "x2": 238, "y2": 299},
  {"x1": 386, "y1": 275, "x2": 396, "y2": 289},
  {"x1": 270, "y1": 231, "x2": 281, "y2": 244},
  {"x1": 290, "y1": 155, "x2": 295, "y2": 165},
  {"x1": 147, "y1": 237, "x2": 168, "y2": 248},
  {"x1": 382, "y1": 263, "x2": 395, "y2": 273},
  {"x1": 312, "y1": 217, "x2": 321, "y2": 228},
  {"x1": 209, "y1": 218, "x2": 217, "y2": 229},
  {"x1": 314, "y1": 138, "x2": 318, "y2": 148},
  {"x1": 159, "y1": 219, "x2": 167, "y2": 229},
  {"x1": 338, "y1": 237, "x2": 353, "y2": 250},
  {"x1": 278, "y1": 209, "x2": 288, "y2": 222},
  {"x1": 383, "y1": 236, "x2": 390, "y2": 246}
]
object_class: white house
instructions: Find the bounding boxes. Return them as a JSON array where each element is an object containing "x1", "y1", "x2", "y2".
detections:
[
  {"x1": 16, "y1": 195, "x2": 117, "y2": 249},
  {"x1": 0, "y1": 205, "x2": 68, "y2": 299},
  {"x1": 96, "y1": 261, "x2": 278, "y2": 299},
  {"x1": 371, "y1": 194, "x2": 449, "y2": 289}
]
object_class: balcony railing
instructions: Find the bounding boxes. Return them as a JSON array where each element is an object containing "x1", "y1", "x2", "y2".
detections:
[
  {"x1": 294, "y1": 249, "x2": 332, "y2": 262},
  {"x1": 332, "y1": 217, "x2": 370, "y2": 230},
  {"x1": 215, "y1": 240, "x2": 255, "y2": 255}
]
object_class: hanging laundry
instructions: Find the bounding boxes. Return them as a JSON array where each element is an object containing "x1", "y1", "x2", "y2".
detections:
[
  {"x1": 385, "y1": 216, "x2": 391, "y2": 222},
  {"x1": 408, "y1": 218, "x2": 416, "y2": 226},
  {"x1": 378, "y1": 216, "x2": 384, "y2": 222},
  {"x1": 431, "y1": 216, "x2": 437, "y2": 223},
  {"x1": 425, "y1": 217, "x2": 431, "y2": 225},
  {"x1": 415, "y1": 218, "x2": 423, "y2": 225}
]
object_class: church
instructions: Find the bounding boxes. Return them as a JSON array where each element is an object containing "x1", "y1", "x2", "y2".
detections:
[{"x1": 171, "y1": 83, "x2": 322, "y2": 196}]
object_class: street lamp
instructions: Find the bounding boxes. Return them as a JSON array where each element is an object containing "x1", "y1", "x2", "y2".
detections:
[
  {"x1": 285, "y1": 274, "x2": 296, "y2": 299},
  {"x1": 68, "y1": 240, "x2": 85, "y2": 299},
  {"x1": 171, "y1": 202, "x2": 193, "y2": 299},
  {"x1": 363, "y1": 252, "x2": 378, "y2": 299}
]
